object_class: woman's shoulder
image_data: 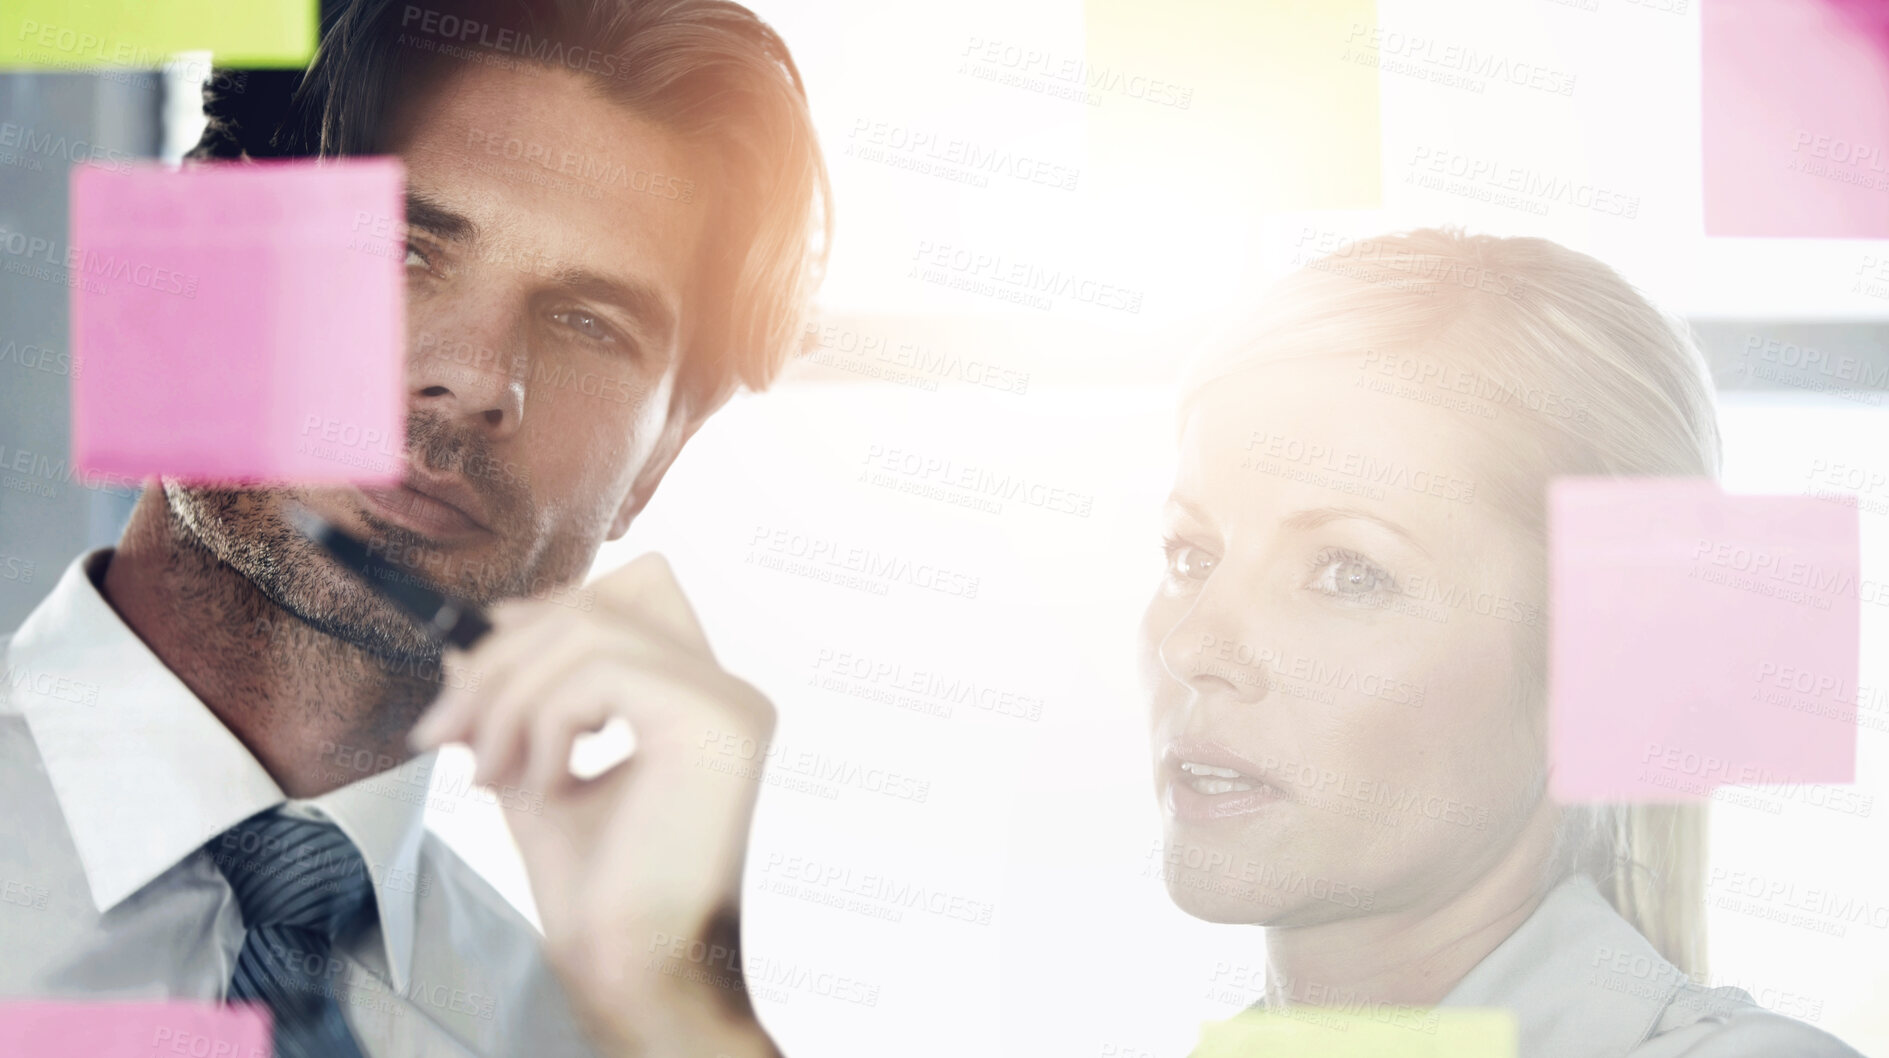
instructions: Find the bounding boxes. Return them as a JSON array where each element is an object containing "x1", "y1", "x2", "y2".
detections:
[
  {"x1": 1447, "y1": 876, "x2": 1869, "y2": 1057},
  {"x1": 1633, "y1": 982, "x2": 1865, "y2": 1058}
]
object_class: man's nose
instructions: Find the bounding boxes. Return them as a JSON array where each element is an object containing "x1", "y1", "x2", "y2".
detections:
[
  {"x1": 1157, "y1": 584, "x2": 1271, "y2": 705},
  {"x1": 407, "y1": 319, "x2": 528, "y2": 440}
]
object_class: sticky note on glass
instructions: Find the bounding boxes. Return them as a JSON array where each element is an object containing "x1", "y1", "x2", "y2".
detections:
[
  {"x1": 1, "y1": 0, "x2": 316, "y2": 68},
  {"x1": 71, "y1": 159, "x2": 406, "y2": 485},
  {"x1": 1549, "y1": 479, "x2": 1860, "y2": 802},
  {"x1": 0, "y1": 1001, "x2": 270, "y2": 1057},
  {"x1": 1703, "y1": 0, "x2": 1889, "y2": 237},
  {"x1": 1085, "y1": 0, "x2": 1380, "y2": 212},
  {"x1": 1193, "y1": 1008, "x2": 1515, "y2": 1058}
]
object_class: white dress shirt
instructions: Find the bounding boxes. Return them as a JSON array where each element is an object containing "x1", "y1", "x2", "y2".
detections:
[
  {"x1": 0, "y1": 550, "x2": 604, "y2": 1058},
  {"x1": 1196, "y1": 874, "x2": 1866, "y2": 1057}
]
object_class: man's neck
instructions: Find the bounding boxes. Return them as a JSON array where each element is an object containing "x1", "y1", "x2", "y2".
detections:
[
  {"x1": 1263, "y1": 795, "x2": 1560, "y2": 1010},
  {"x1": 100, "y1": 491, "x2": 431, "y2": 798}
]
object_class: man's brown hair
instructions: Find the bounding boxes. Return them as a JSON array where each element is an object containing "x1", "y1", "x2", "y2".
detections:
[{"x1": 190, "y1": 0, "x2": 831, "y2": 420}]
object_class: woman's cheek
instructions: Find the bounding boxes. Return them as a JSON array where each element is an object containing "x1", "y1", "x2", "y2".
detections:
[
  {"x1": 1381, "y1": 642, "x2": 1529, "y2": 836},
  {"x1": 1138, "y1": 593, "x2": 1183, "y2": 708}
]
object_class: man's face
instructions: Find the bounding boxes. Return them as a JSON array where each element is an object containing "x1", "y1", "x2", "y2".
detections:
[{"x1": 167, "y1": 61, "x2": 711, "y2": 662}]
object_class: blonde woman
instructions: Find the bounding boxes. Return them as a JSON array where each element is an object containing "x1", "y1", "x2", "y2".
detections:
[{"x1": 1144, "y1": 229, "x2": 1863, "y2": 1056}]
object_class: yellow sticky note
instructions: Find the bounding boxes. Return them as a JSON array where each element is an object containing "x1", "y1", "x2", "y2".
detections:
[
  {"x1": 1192, "y1": 1007, "x2": 1517, "y2": 1058},
  {"x1": 2, "y1": 0, "x2": 317, "y2": 69},
  {"x1": 1084, "y1": 0, "x2": 1381, "y2": 212}
]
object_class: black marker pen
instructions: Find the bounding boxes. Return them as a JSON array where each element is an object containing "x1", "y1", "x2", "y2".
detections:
[{"x1": 289, "y1": 507, "x2": 493, "y2": 649}]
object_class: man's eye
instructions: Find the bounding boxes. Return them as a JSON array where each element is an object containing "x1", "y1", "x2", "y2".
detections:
[
  {"x1": 1307, "y1": 547, "x2": 1396, "y2": 598},
  {"x1": 1162, "y1": 538, "x2": 1218, "y2": 583},
  {"x1": 403, "y1": 243, "x2": 434, "y2": 273},
  {"x1": 551, "y1": 308, "x2": 617, "y2": 344}
]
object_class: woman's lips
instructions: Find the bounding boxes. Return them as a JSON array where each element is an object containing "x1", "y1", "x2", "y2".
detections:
[
  {"x1": 358, "y1": 484, "x2": 487, "y2": 540},
  {"x1": 1166, "y1": 772, "x2": 1289, "y2": 821},
  {"x1": 1161, "y1": 741, "x2": 1292, "y2": 821}
]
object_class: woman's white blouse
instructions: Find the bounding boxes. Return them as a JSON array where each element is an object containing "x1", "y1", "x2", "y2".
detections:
[{"x1": 1197, "y1": 876, "x2": 1865, "y2": 1057}]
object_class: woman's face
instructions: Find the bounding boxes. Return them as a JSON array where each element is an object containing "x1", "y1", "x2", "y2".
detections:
[{"x1": 1139, "y1": 356, "x2": 1548, "y2": 926}]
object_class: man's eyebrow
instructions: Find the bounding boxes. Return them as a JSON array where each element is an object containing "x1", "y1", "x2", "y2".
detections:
[
  {"x1": 1281, "y1": 506, "x2": 1431, "y2": 557},
  {"x1": 547, "y1": 265, "x2": 679, "y2": 348},
  {"x1": 402, "y1": 189, "x2": 678, "y2": 345},
  {"x1": 405, "y1": 190, "x2": 477, "y2": 242}
]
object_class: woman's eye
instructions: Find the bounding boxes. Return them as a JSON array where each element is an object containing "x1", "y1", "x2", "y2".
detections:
[
  {"x1": 1307, "y1": 548, "x2": 1396, "y2": 599},
  {"x1": 551, "y1": 308, "x2": 618, "y2": 345},
  {"x1": 1162, "y1": 539, "x2": 1218, "y2": 583}
]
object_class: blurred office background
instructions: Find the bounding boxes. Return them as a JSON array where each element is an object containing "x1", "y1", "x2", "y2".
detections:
[{"x1": 4, "y1": 1, "x2": 1886, "y2": 1055}]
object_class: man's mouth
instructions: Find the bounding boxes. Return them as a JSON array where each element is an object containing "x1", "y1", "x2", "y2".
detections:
[{"x1": 357, "y1": 472, "x2": 492, "y2": 541}]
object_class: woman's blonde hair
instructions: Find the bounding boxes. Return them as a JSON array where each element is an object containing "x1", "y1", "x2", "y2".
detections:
[{"x1": 1180, "y1": 227, "x2": 1718, "y2": 979}]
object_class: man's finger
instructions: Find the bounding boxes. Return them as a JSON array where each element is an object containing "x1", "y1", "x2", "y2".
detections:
[
  {"x1": 521, "y1": 661, "x2": 620, "y2": 797},
  {"x1": 414, "y1": 601, "x2": 573, "y2": 751},
  {"x1": 468, "y1": 621, "x2": 613, "y2": 785},
  {"x1": 592, "y1": 553, "x2": 715, "y2": 661}
]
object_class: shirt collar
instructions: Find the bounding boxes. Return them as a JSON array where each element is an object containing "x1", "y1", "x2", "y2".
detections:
[
  {"x1": 1192, "y1": 875, "x2": 1686, "y2": 1056},
  {"x1": 1442, "y1": 874, "x2": 1685, "y2": 1058},
  {"x1": 7, "y1": 548, "x2": 431, "y2": 991},
  {"x1": 299, "y1": 756, "x2": 434, "y2": 993}
]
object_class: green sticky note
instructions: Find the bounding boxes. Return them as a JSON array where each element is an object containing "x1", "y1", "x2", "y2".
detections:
[
  {"x1": 2, "y1": 0, "x2": 317, "y2": 69},
  {"x1": 1192, "y1": 1007, "x2": 1517, "y2": 1058}
]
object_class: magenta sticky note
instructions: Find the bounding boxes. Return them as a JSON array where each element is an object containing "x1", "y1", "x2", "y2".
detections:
[
  {"x1": 0, "y1": 1000, "x2": 270, "y2": 1058},
  {"x1": 1549, "y1": 479, "x2": 1860, "y2": 802},
  {"x1": 70, "y1": 159, "x2": 406, "y2": 484},
  {"x1": 1703, "y1": 0, "x2": 1889, "y2": 237}
]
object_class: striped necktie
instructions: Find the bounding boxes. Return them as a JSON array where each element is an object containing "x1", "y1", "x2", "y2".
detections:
[{"x1": 208, "y1": 807, "x2": 376, "y2": 1058}]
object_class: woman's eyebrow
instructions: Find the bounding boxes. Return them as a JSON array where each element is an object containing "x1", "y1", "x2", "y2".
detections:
[
  {"x1": 1281, "y1": 506, "x2": 1431, "y2": 557},
  {"x1": 1163, "y1": 495, "x2": 1212, "y2": 526}
]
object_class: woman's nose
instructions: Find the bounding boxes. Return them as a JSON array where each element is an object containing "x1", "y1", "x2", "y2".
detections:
[{"x1": 1157, "y1": 594, "x2": 1271, "y2": 705}]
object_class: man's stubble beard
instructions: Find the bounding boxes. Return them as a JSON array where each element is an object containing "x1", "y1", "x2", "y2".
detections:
[
  {"x1": 158, "y1": 407, "x2": 589, "y2": 655},
  {"x1": 161, "y1": 476, "x2": 601, "y2": 655},
  {"x1": 162, "y1": 479, "x2": 446, "y2": 665}
]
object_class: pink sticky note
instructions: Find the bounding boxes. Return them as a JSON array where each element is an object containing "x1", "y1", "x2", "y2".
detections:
[
  {"x1": 1703, "y1": 0, "x2": 1889, "y2": 237},
  {"x1": 0, "y1": 1001, "x2": 270, "y2": 1058},
  {"x1": 71, "y1": 159, "x2": 406, "y2": 484},
  {"x1": 1549, "y1": 479, "x2": 1860, "y2": 802}
]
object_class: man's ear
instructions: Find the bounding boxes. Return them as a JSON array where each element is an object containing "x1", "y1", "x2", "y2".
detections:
[{"x1": 607, "y1": 387, "x2": 729, "y2": 540}]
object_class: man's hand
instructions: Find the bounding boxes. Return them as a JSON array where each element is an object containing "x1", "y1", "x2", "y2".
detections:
[{"x1": 409, "y1": 553, "x2": 778, "y2": 1058}]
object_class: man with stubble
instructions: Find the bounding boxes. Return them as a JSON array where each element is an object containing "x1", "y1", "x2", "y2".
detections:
[{"x1": 0, "y1": 2, "x2": 828, "y2": 1055}]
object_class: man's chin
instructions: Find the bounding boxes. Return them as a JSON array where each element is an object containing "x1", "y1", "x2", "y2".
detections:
[
  {"x1": 289, "y1": 583, "x2": 442, "y2": 664},
  {"x1": 162, "y1": 480, "x2": 441, "y2": 662}
]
